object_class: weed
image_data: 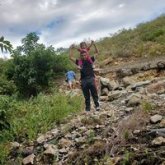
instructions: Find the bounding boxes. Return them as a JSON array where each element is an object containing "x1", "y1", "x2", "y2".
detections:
[{"x1": 141, "y1": 101, "x2": 153, "y2": 113}]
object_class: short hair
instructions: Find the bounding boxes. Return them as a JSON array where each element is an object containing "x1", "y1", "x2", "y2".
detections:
[{"x1": 80, "y1": 42, "x2": 87, "y2": 47}]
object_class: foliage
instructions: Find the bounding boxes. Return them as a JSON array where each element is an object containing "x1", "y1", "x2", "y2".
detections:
[
  {"x1": 21, "y1": 32, "x2": 39, "y2": 54},
  {"x1": 141, "y1": 101, "x2": 153, "y2": 112},
  {"x1": 87, "y1": 130, "x2": 95, "y2": 144},
  {"x1": 0, "y1": 59, "x2": 16, "y2": 95},
  {"x1": 0, "y1": 92, "x2": 82, "y2": 163},
  {"x1": 0, "y1": 96, "x2": 12, "y2": 131},
  {"x1": 0, "y1": 36, "x2": 13, "y2": 53},
  {"x1": 97, "y1": 15, "x2": 165, "y2": 60},
  {"x1": 7, "y1": 52, "x2": 54, "y2": 97},
  {"x1": 6, "y1": 33, "x2": 74, "y2": 97},
  {"x1": 122, "y1": 150, "x2": 132, "y2": 165}
]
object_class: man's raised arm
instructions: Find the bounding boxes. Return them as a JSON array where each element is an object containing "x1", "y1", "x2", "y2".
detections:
[{"x1": 69, "y1": 45, "x2": 76, "y2": 63}]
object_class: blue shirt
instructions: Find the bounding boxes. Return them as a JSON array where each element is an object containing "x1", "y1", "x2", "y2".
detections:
[{"x1": 66, "y1": 71, "x2": 76, "y2": 81}]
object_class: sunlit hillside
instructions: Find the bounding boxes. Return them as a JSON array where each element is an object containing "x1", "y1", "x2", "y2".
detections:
[{"x1": 95, "y1": 15, "x2": 165, "y2": 61}]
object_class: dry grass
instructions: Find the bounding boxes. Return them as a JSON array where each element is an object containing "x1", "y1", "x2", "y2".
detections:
[
  {"x1": 65, "y1": 141, "x2": 107, "y2": 165},
  {"x1": 109, "y1": 109, "x2": 150, "y2": 155}
]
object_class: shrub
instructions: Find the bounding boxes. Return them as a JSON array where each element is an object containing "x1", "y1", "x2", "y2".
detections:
[{"x1": 0, "y1": 96, "x2": 12, "y2": 131}]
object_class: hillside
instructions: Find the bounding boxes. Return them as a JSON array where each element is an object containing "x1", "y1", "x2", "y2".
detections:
[
  {"x1": 96, "y1": 15, "x2": 165, "y2": 64},
  {"x1": 0, "y1": 15, "x2": 165, "y2": 165},
  {"x1": 6, "y1": 53, "x2": 165, "y2": 165}
]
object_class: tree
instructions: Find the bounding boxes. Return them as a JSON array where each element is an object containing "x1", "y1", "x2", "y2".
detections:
[
  {"x1": 21, "y1": 32, "x2": 39, "y2": 54},
  {"x1": 6, "y1": 32, "x2": 74, "y2": 97},
  {"x1": 0, "y1": 36, "x2": 13, "y2": 53}
]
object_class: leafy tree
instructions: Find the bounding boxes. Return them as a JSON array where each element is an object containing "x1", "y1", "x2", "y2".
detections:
[
  {"x1": 0, "y1": 36, "x2": 13, "y2": 53},
  {"x1": 0, "y1": 59, "x2": 16, "y2": 95},
  {"x1": 5, "y1": 32, "x2": 74, "y2": 97},
  {"x1": 7, "y1": 46, "x2": 55, "y2": 97},
  {"x1": 21, "y1": 32, "x2": 39, "y2": 54}
]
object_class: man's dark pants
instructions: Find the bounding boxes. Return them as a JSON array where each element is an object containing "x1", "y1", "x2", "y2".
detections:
[{"x1": 81, "y1": 77, "x2": 99, "y2": 111}]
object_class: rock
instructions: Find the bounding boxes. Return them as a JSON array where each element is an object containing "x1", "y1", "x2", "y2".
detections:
[
  {"x1": 110, "y1": 80, "x2": 120, "y2": 90},
  {"x1": 74, "y1": 137, "x2": 86, "y2": 145},
  {"x1": 99, "y1": 96, "x2": 108, "y2": 101},
  {"x1": 122, "y1": 77, "x2": 135, "y2": 86},
  {"x1": 108, "y1": 90, "x2": 123, "y2": 101},
  {"x1": 141, "y1": 63, "x2": 151, "y2": 71},
  {"x1": 45, "y1": 131, "x2": 53, "y2": 140},
  {"x1": 100, "y1": 77, "x2": 110, "y2": 86},
  {"x1": 44, "y1": 144, "x2": 58, "y2": 156},
  {"x1": 71, "y1": 130, "x2": 81, "y2": 139},
  {"x1": 101, "y1": 87, "x2": 109, "y2": 96},
  {"x1": 59, "y1": 148, "x2": 68, "y2": 154},
  {"x1": 148, "y1": 128, "x2": 165, "y2": 137},
  {"x1": 157, "y1": 61, "x2": 165, "y2": 71},
  {"x1": 22, "y1": 146, "x2": 34, "y2": 157},
  {"x1": 133, "y1": 130, "x2": 141, "y2": 134},
  {"x1": 65, "y1": 133, "x2": 73, "y2": 139},
  {"x1": 131, "y1": 80, "x2": 151, "y2": 90},
  {"x1": 116, "y1": 68, "x2": 133, "y2": 78},
  {"x1": 36, "y1": 135, "x2": 45, "y2": 144},
  {"x1": 147, "y1": 81, "x2": 165, "y2": 94},
  {"x1": 51, "y1": 128, "x2": 59, "y2": 137},
  {"x1": 58, "y1": 138, "x2": 73, "y2": 148},
  {"x1": 160, "y1": 119, "x2": 165, "y2": 127},
  {"x1": 150, "y1": 114, "x2": 163, "y2": 124},
  {"x1": 22, "y1": 154, "x2": 35, "y2": 165},
  {"x1": 151, "y1": 137, "x2": 165, "y2": 146},
  {"x1": 126, "y1": 94, "x2": 141, "y2": 107},
  {"x1": 11, "y1": 142, "x2": 20, "y2": 149},
  {"x1": 125, "y1": 107, "x2": 134, "y2": 113},
  {"x1": 161, "y1": 161, "x2": 165, "y2": 165},
  {"x1": 100, "y1": 77, "x2": 112, "y2": 90}
]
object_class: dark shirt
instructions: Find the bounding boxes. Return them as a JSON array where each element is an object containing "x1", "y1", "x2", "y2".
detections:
[{"x1": 76, "y1": 56, "x2": 95, "y2": 80}]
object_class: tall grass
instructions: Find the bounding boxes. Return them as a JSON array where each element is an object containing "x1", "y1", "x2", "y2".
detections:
[{"x1": 0, "y1": 91, "x2": 83, "y2": 163}]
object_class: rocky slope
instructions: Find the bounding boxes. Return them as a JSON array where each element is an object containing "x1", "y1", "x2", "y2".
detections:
[{"x1": 8, "y1": 57, "x2": 165, "y2": 165}]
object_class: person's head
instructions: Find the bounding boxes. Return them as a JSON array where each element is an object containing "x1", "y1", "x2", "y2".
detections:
[
  {"x1": 80, "y1": 42, "x2": 87, "y2": 49},
  {"x1": 80, "y1": 51, "x2": 88, "y2": 60}
]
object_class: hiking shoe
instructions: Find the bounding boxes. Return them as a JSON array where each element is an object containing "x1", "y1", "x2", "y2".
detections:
[{"x1": 96, "y1": 106, "x2": 100, "y2": 111}]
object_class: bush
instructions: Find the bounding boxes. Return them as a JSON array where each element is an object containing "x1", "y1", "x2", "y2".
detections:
[
  {"x1": 0, "y1": 77, "x2": 16, "y2": 95},
  {"x1": 0, "y1": 92, "x2": 83, "y2": 163},
  {"x1": 0, "y1": 96, "x2": 12, "y2": 131}
]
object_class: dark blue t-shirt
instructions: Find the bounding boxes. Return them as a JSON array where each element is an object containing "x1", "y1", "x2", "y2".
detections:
[{"x1": 76, "y1": 56, "x2": 95, "y2": 80}]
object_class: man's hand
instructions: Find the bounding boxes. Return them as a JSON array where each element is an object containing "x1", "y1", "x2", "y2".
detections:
[
  {"x1": 70, "y1": 44, "x2": 75, "y2": 49},
  {"x1": 91, "y1": 40, "x2": 94, "y2": 45}
]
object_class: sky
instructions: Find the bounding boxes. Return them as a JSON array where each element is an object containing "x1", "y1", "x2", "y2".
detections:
[{"x1": 0, "y1": 0, "x2": 165, "y2": 57}]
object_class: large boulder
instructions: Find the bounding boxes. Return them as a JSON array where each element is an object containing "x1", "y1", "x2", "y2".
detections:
[
  {"x1": 116, "y1": 68, "x2": 133, "y2": 78},
  {"x1": 100, "y1": 77, "x2": 112, "y2": 91}
]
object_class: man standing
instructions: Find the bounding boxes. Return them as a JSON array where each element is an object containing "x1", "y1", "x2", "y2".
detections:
[{"x1": 69, "y1": 43, "x2": 100, "y2": 112}]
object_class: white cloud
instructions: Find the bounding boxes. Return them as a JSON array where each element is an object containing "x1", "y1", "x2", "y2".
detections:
[{"x1": 0, "y1": 0, "x2": 164, "y2": 56}]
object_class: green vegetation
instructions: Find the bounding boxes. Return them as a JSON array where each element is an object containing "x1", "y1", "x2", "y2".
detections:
[
  {"x1": 0, "y1": 36, "x2": 13, "y2": 53},
  {"x1": 0, "y1": 92, "x2": 82, "y2": 163},
  {"x1": 6, "y1": 32, "x2": 74, "y2": 97},
  {"x1": 122, "y1": 150, "x2": 132, "y2": 165},
  {"x1": 97, "y1": 15, "x2": 165, "y2": 61},
  {"x1": 141, "y1": 100, "x2": 154, "y2": 112},
  {"x1": 0, "y1": 32, "x2": 80, "y2": 163},
  {"x1": 87, "y1": 130, "x2": 95, "y2": 144},
  {"x1": 0, "y1": 14, "x2": 164, "y2": 163}
]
